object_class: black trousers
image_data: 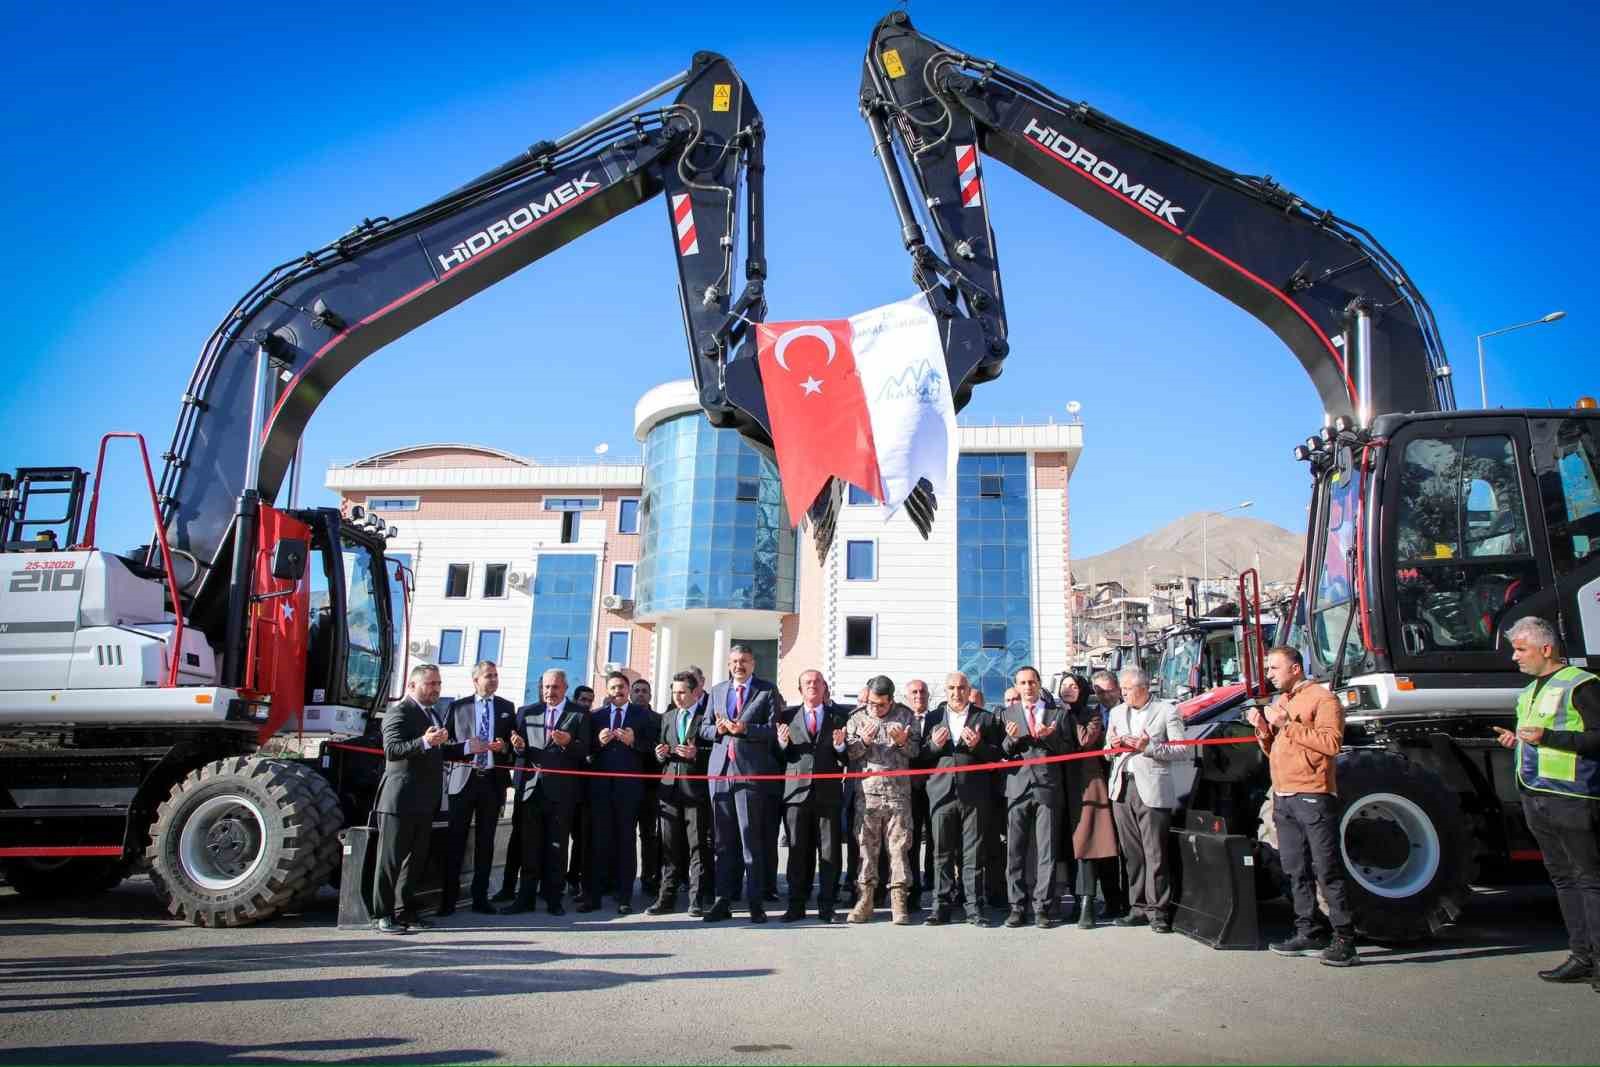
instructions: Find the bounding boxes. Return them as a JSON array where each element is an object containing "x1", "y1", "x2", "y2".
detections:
[
  {"x1": 514, "y1": 795, "x2": 573, "y2": 906},
  {"x1": 1006, "y1": 796, "x2": 1059, "y2": 910},
  {"x1": 1273, "y1": 791, "x2": 1353, "y2": 935},
  {"x1": 842, "y1": 792, "x2": 860, "y2": 892},
  {"x1": 1114, "y1": 787, "x2": 1175, "y2": 921},
  {"x1": 983, "y1": 779, "x2": 1008, "y2": 905},
  {"x1": 499, "y1": 809, "x2": 523, "y2": 897},
  {"x1": 443, "y1": 772, "x2": 503, "y2": 909},
  {"x1": 1523, "y1": 790, "x2": 1600, "y2": 962},
  {"x1": 763, "y1": 789, "x2": 783, "y2": 896},
  {"x1": 786, "y1": 800, "x2": 841, "y2": 906},
  {"x1": 373, "y1": 812, "x2": 432, "y2": 921},
  {"x1": 639, "y1": 782, "x2": 662, "y2": 896},
  {"x1": 910, "y1": 786, "x2": 934, "y2": 897},
  {"x1": 658, "y1": 795, "x2": 714, "y2": 905},
  {"x1": 587, "y1": 782, "x2": 641, "y2": 903},
  {"x1": 932, "y1": 799, "x2": 987, "y2": 914},
  {"x1": 711, "y1": 787, "x2": 768, "y2": 903},
  {"x1": 566, "y1": 798, "x2": 588, "y2": 889}
]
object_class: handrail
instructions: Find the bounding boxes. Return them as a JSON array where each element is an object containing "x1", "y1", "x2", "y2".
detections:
[
  {"x1": 1237, "y1": 568, "x2": 1268, "y2": 700},
  {"x1": 78, "y1": 432, "x2": 186, "y2": 687}
]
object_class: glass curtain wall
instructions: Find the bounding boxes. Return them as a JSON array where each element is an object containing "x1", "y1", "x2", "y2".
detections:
[
  {"x1": 956, "y1": 453, "x2": 1033, "y2": 704},
  {"x1": 524, "y1": 553, "x2": 598, "y2": 703}
]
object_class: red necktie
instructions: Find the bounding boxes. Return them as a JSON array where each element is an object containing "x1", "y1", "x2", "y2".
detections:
[{"x1": 1025, "y1": 705, "x2": 1038, "y2": 734}]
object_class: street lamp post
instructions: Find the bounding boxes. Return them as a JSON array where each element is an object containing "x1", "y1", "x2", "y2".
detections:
[
  {"x1": 1201, "y1": 500, "x2": 1253, "y2": 614},
  {"x1": 1477, "y1": 311, "x2": 1566, "y2": 408}
]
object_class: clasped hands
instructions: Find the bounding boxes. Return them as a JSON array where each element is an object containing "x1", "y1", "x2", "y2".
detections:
[
  {"x1": 597, "y1": 726, "x2": 636, "y2": 746},
  {"x1": 930, "y1": 725, "x2": 980, "y2": 749}
]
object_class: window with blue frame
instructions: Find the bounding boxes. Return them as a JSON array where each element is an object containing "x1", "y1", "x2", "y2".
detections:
[
  {"x1": 366, "y1": 496, "x2": 419, "y2": 511},
  {"x1": 524, "y1": 553, "x2": 597, "y2": 703},
  {"x1": 476, "y1": 629, "x2": 502, "y2": 665},
  {"x1": 606, "y1": 630, "x2": 630, "y2": 666},
  {"x1": 846, "y1": 540, "x2": 876, "y2": 581},
  {"x1": 438, "y1": 628, "x2": 463, "y2": 666},
  {"x1": 612, "y1": 563, "x2": 635, "y2": 598},
  {"x1": 956, "y1": 453, "x2": 1033, "y2": 704},
  {"x1": 847, "y1": 483, "x2": 875, "y2": 506},
  {"x1": 618, "y1": 498, "x2": 640, "y2": 534}
]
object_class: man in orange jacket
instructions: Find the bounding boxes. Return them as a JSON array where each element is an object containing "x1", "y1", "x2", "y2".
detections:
[{"x1": 1247, "y1": 645, "x2": 1359, "y2": 967}]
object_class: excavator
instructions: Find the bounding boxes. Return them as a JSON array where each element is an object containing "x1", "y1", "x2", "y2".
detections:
[
  {"x1": 859, "y1": 11, "x2": 1599, "y2": 940},
  {"x1": 0, "y1": 52, "x2": 775, "y2": 925}
]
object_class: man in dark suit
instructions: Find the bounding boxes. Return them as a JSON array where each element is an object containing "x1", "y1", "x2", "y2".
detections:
[
  {"x1": 631, "y1": 678, "x2": 664, "y2": 903},
  {"x1": 999, "y1": 665, "x2": 1074, "y2": 928},
  {"x1": 584, "y1": 671, "x2": 654, "y2": 913},
  {"x1": 777, "y1": 669, "x2": 851, "y2": 923},
  {"x1": 440, "y1": 660, "x2": 515, "y2": 916},
  {"x1": 923, "y1": 671, "x2": 1002, "y2": 926},
  {"x1": 904, "y1": 678, "x2": 938, "y2": 910},
  {"x1": 503, "y1": 667, "x2": 589, "y2": 915},
  {"x1": 648, "y1": 671, "x2": 715, "y2": 916},
  {"x1": 699, "y1": 643, "x2": 780, "y2": 922},
  {"x1": 564, "y1": 684, "x2": 596, "y2": 897},
  {"x1": 374, "y1": 664, "x2": 472, "y2": 933}
]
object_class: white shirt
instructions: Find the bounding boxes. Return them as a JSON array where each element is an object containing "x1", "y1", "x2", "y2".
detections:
[
  {"x1": 802, "y1": 703, "x2": 846, "y2": 752},
  {"x1": 947, "y1": 706, "x2": 970, "y2": 742}
]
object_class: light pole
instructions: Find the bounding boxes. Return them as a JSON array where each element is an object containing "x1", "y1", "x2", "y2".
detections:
[
  {"x1": 1477, "y1": 311, "x2": 1566, "y2": 408},
  {"x1": 1201, "y1": 500, "x2": 1253, "y2": 614}
]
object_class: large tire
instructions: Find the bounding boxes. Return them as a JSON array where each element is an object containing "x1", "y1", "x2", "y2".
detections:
[
  {"x1": 0, "y1": 856, "x2": 128, "y2": 899},
  {"x1": 280, "y1": 762, "x2": 345, "y2": 910},
  {"x1": 145, "y1": 756, "x2": 338, "y2": 926},
  {"x1": 1334, "y1": 749, "x2": 1474, "y2": 942}
]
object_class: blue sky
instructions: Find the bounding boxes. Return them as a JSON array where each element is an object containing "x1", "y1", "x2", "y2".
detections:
[{"x1": 2, "y1": 0, "x2": 1592, "y2": 559}]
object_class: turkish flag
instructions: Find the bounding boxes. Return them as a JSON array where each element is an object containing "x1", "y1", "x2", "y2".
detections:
[{"x1": 756, "y1": 319, "x2": 884, "y2": 521}]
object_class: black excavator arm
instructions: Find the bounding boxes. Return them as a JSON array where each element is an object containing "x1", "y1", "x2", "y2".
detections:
[
  {"x1": 859, "y1": 11, "x2": 1454, "y2": 437},
  {"x1": 153, "y1": 53, "x2": 768, "y2": 640}
]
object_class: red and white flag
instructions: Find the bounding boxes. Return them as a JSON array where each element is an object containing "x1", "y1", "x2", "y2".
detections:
[{"x1": 756, "y1": 294, "x2": 957, "y2": 523}]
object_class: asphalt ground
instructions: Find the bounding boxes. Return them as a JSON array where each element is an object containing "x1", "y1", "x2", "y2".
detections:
[{"x1": 0, "y1": 864, "x2": 1593, "y2": 1065}]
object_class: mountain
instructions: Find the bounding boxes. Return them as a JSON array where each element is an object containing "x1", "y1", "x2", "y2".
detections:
[{"x1": 1071, "y1": 513, "x2": 1303, "y2": 594}]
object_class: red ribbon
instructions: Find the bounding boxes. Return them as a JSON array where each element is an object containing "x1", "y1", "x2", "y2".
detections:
[{"x1": 327, "y1": 734, "x2": 1256, "y2": 783}]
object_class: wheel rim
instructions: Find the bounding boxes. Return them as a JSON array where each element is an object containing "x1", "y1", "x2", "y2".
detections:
[
  {"x1": 177, "y1": 794, "x2": 268, "y2": 892},
  {"x1": 1339, "y1": 791, "x2": 1440, "y2": 899}
]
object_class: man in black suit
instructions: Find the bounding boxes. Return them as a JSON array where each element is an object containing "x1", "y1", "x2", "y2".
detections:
[
  {"x1": 630, "y1": 678, "x2": 664, "y2": 902},
  {"x1": 904, "y1": 678, "x2": 938, "y2": 911},
  {"x1": 999, "y1": 665, "x2": 1074, "y2": 928},
  {"x1": 699, "y1": 643, "x2": 780, "y2": 923},
  {"x1": 584, "y1": 671, "x2": 653, "y2": 913},
  {"x1": 374, "y1": 664, "x2": 473, "y2": 933},
  {"x1": 440, "y1": 660, "x2": 515, "y2": 916},
  {"x1": 777, "y1": 669, "x2": 850, "y2": 923},
  {"x1": 564, "y1": 684, "x2": 596, "y2": 897},
  {"x1": 923, "y1": 671, "x2": 1002, "y2": 927},
  {"x1": 503, "y1": 667, "x2": 589, "y2": 915},
  {"x1": 648, "y1": 670, "x2": 715, "y2": 915}
]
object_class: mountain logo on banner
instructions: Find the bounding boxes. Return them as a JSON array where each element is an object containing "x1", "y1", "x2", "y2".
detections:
[{"x1": 755, "y1": 295, "x2": 958, "y2": 525}]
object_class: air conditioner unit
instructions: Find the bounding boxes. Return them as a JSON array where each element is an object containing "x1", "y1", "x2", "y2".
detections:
[
  {"x1": 508, "y1": 570, "x2": 530, "y2": 590},
  {"x1": 601, "y1": 594, "x2": 633, "y2": 611},
  {"x1": 408, "y1": 638, "x2": 435, "y2": 656},
  {"x1": 603, "y1": 662, "x2": 623, "y2": 674}
]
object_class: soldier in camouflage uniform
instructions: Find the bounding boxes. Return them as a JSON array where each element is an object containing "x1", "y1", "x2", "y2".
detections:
[{"x1": 845, "y1": 675, "x2": 921, "y2": 924}]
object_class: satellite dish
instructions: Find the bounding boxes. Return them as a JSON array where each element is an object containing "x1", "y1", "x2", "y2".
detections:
[
  {"x1": 1065, "y1": 400, "x2": 1082, "y2": 415},
  {"x1": 593, "y1": 442, "x2": 610, "y2": 455}
]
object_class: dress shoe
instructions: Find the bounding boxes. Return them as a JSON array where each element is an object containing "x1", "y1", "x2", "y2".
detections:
[
  {"x1": 1150, "y1": 918, "x2": 1173, "y2": 934},
  {"x1": 1077, "y1": 903, "x2": 1097, "y2": 929},
  {"x1": 1113, "y1": 913, "x2": 1149, "y2": 928},
  {"x1": 546, "y1": 901, "x2": 566, "y2": 916},
  {"x1": 645, "y1": 896, "x2": 676, "y2": 916},
  {"x1": 575, "y1": 898, "x2": 600, "y2": 914},
  {"x1": 471, "y1": 901, "x2": 497, "y2": 916},
  {"x1": 1269, "y1": 931, "x2": 1331, "y2": 957},
  {"x1": 1538, "y1": 955, "x2": 1594, "y2": 983},
  {"x1": 967, "y1": 911, "x2": 989, "y2": 928},
  {"x1": 1036, "y1": 913, "x2": 1058, "y2": 930},
  {"x1": 490, "y1": 889, "x2": 516, "y2": 903},
  {"x1": 818, "y1": 910, "x2": 838, "y2": 924},
  {"x1": 748, "y1": 902, "x2": 768, "y2": 924},
  {"x1": 1005, "y1": 909, "x2": 1026, "y2": 928},
  {"x1": 400, "y1": 915, "x2": 433, "y2": 930},
  {"x1": 688, "y1": 903, "x2": 705, "y2": 918},
  {"x1": 702, "y1": 899, "x2": 733, "y2": 922},
  {"x1": 616, "y1": 903, "x2": 633, "y2": 916},
  {"x1": 500, "y1": 901, "x2": 537, "y2": 915},
  {"x1": 375, "y1": 917, "x2": 411, "y2": 934},
  {"x1": 435, "y1": 905, "x2": 457, "y2": 918},
  {"x1": 924, "y1": 907, "x2": 948, "y2": 926},
  {"x1": 781, "y1": 904, "x2": 806, "y2": 922}
]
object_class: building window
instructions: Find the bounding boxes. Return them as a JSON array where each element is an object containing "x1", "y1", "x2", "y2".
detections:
[
  {"x1": 612, "y1": 563, "x2": 635, "y2": 599},
  {"x1": 617, "y1": 498, "x2": 640, "y2": 534},
  {"x1": 981, "y1": 622, "x2": 1008, "y2": 648},
  {"x1": 846, "y1": 483, "x2": 875, "y2": 506},
  {"x1": 735, "y1": 478, "x2": 760, "y2": 502},
  {"x1": 544, "y1": 497, "x2": 600, "y2": 511},
  {"x1": 444, "y1": 564, "x2": 470, "y2": 599},
  {"x1": 846, "y1": 540, "x2": 876, "y2": 581},
  {"x1": 845, "y1": 616, "x2": 876, "y2": 657},
  {"x1": 524, "y1": 553, "x2": 597, "y2": 703},
  {"x1": 438, "y1": 628, "x2": 463, "y2": 665},
  {"x1": 476, "y1": 629, "x2": 502, "y2": 665},
  {"x1": 979, "y1": 474, "x2": 1004, "y2": 498},
  {"x1": 606, "y1": 629, "x2": 631, "y2": 667},
  {"x1": 482, "y1": 563, "x2": 508, "y2": 598},
  {"x1": 957, "y1": 453, "x2": 1033, "y2": 704},
  {"x1": 366, "y1": 496, "x2": 419, "y2": 511},
  {"x1": 561, "y1": 512, "x2": 580, "y2": 543}
]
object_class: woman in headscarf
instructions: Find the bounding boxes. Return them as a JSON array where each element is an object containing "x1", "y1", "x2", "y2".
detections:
[{"x1": 1059, "y1": 673, "x2": 1125, "y2": 926}]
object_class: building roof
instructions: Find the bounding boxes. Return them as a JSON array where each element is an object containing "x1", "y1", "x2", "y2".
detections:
[{"x1": 348, "y1": 443, "x2": 533, "y2": 467}]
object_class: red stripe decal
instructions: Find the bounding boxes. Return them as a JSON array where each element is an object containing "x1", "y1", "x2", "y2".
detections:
[
  {"x1": 961, "y1": 181, "x2": 982, "y2": 206},
  {"x1": 0, "y1": 846, "x2": 124, "y2": 858},
  {"x1": 673, "y1": 194, "x2": 693, "y2": 222},
  {"x1": 1021, "y1": 134, "x2": 1353, "y2": 404},
  {"x1": 956, "y1": 144, "x2": 977, "y2": 172},
  {"x1": 678, "y1": 230, "x2": 697, "y2": 255}
]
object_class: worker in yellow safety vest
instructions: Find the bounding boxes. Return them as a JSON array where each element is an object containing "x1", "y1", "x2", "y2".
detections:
[{"x1": 1494, "y1": 616, "x2": 1600, "y2": 993}]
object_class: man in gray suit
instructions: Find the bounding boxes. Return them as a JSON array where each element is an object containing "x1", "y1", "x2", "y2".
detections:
[
  {"x1": 999, "y1": 665, "x2": 1074, "y2": 928},
  {"x1": 374, "y1": 664, "x2": 478, "y2": 934},
  {"x1": 699, "y1": 643, "x2": 780, "y2": 922},
  {"x1": 440, "y1": 660, "x2": 515, "y2": 916},
  {"x1": 1106, "y1": 665, "x2": 1188, "y2": 933}
]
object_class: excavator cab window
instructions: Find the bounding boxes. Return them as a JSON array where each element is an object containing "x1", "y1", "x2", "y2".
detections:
[
  {"x1": 1390, "y1": 432, "x2": 1540, "y2": 657},
  {"x1": 303, "y1": 516, "x2": 392, "y2": 712},
  {"x1": 1536, "y1": 417, "x2": 1600, "y2": 576},
  {"x1": 1309, "y1": 459, "x2": 1366, "y2": 673}
]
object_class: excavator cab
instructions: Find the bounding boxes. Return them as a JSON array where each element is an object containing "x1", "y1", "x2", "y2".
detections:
[{"x1": 295, "y1": 508, "x2": 396, "y2": 735}]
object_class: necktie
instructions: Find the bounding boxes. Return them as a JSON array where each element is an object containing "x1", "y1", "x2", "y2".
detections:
[
  {"x1": 1025, "y1": 705, "x2": 1038, "y2": 734},
  {"x1": 679, "y1": 709, "x2": 691, "y2": 746},
  {"x1": 808, "y1": 707, "x2": 817, "y2": 737},
  {"x1": 612, "y1": 706, "x2": 622, "y2": 733},
  {"x1": 728, "y1": 684, "x2": 745, "y2": 764},
  {"x1": 478, "y1": 700, "x2": 491, "y2": 769}
]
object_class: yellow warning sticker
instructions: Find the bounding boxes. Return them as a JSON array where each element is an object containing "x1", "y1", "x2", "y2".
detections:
[
  {"x1": 881, "y1": 48, "x2": 906, "y2": 78},
  {"x1": 712, "y1": 83, "x2": 731, "y2": 112}
]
